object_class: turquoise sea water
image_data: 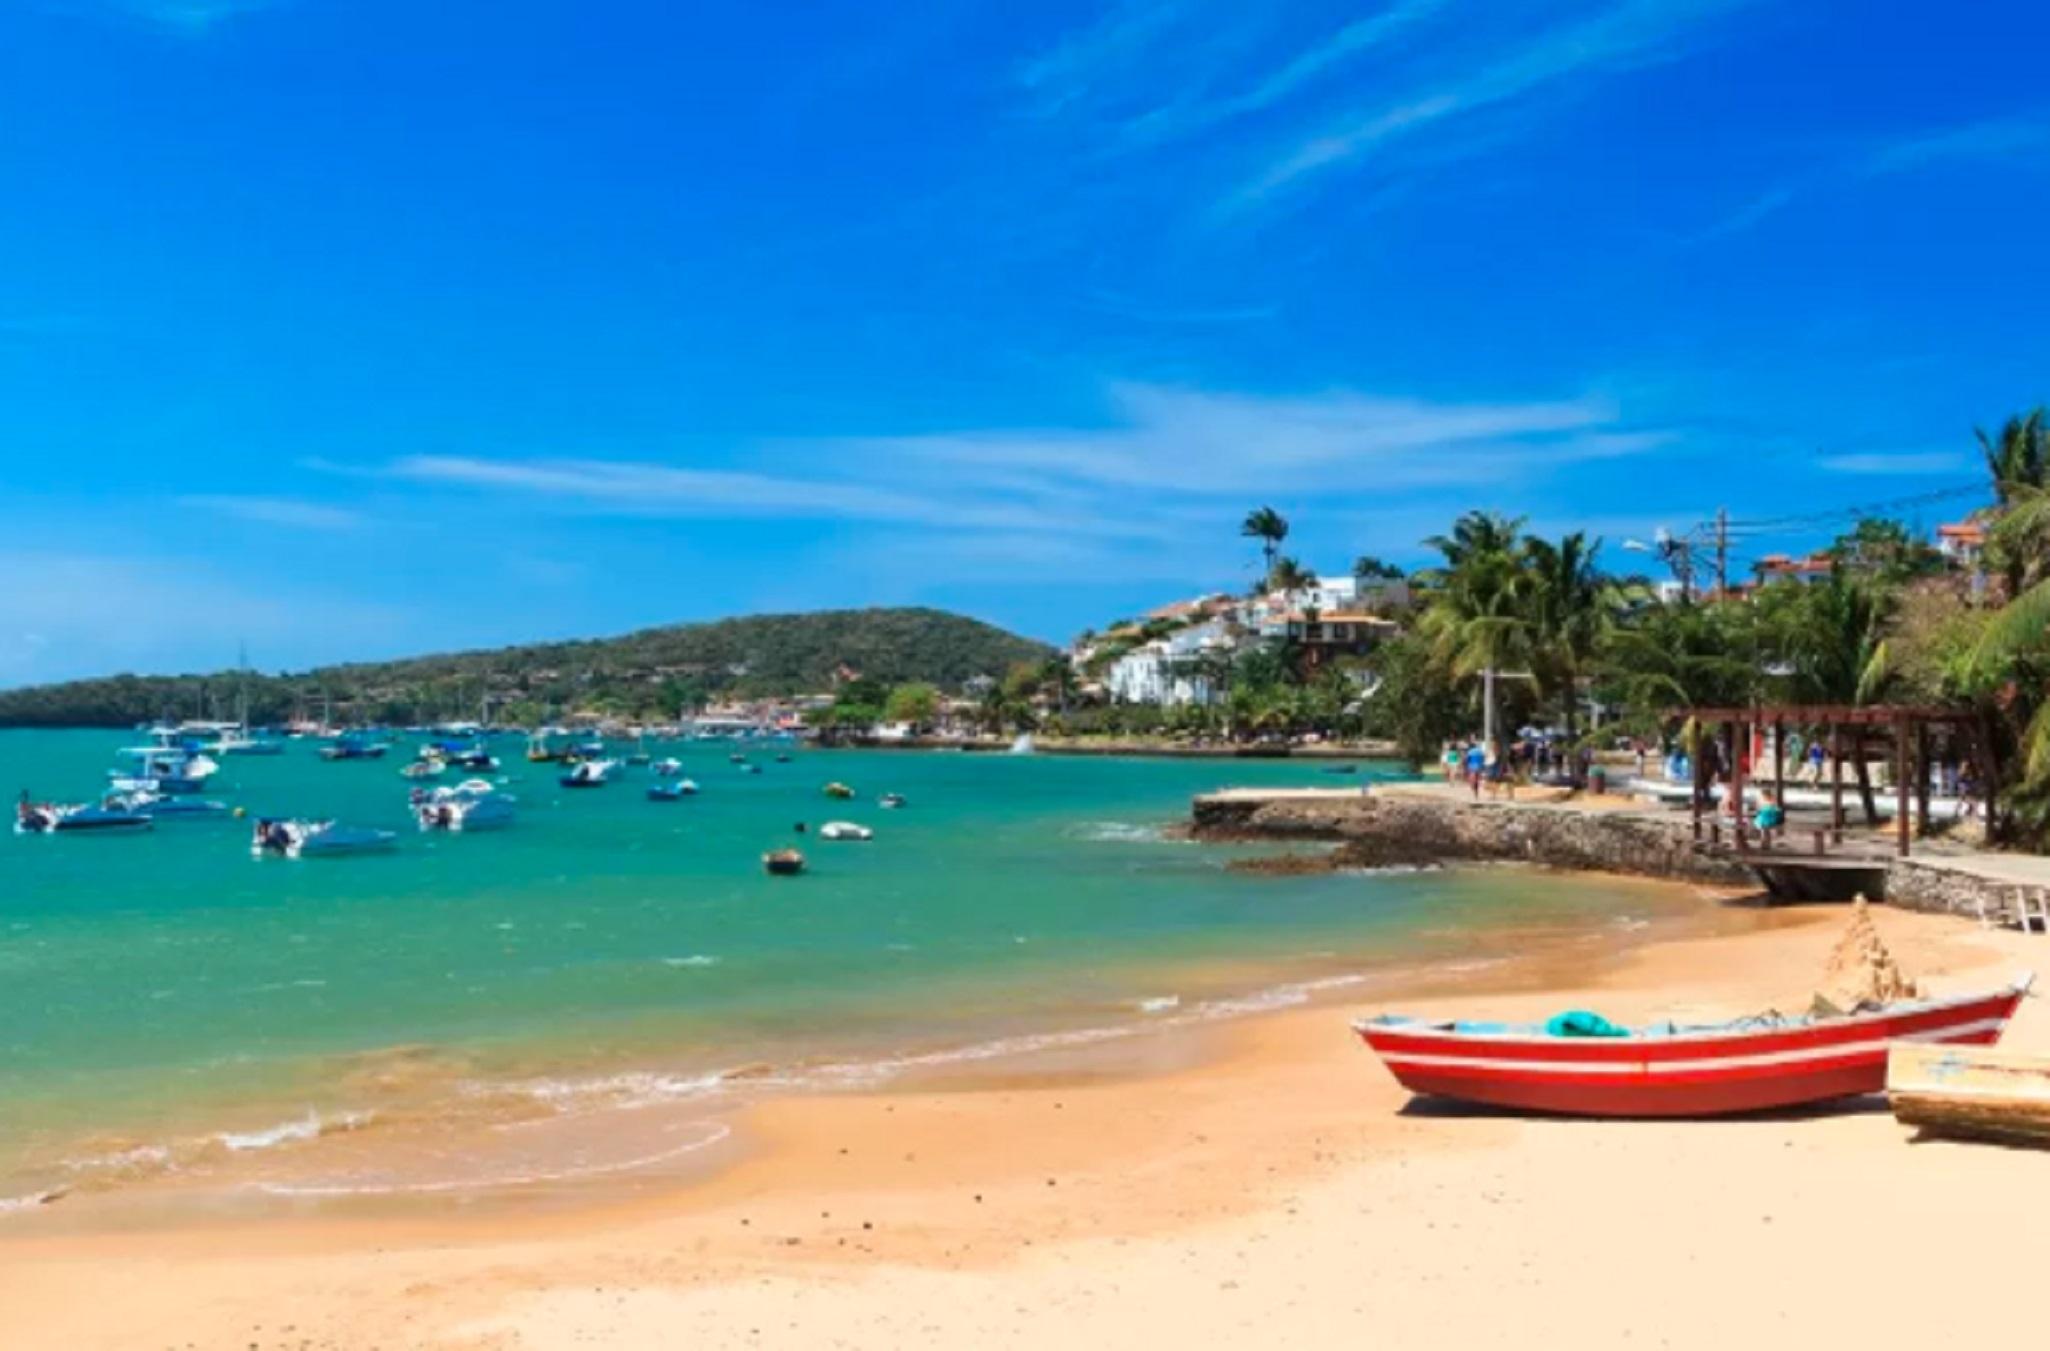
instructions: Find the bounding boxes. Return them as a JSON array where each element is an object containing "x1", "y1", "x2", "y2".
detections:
[{"x1": 1, "y1": 731, "x2": 1697, "y2": 1205}]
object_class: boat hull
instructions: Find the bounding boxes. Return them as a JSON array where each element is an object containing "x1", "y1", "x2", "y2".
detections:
[{"x1": 1357, "y1": 986, "x2": 2027, "y2": 1118}]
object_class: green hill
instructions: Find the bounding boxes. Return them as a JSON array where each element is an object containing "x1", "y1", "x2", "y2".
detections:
[{"x1": 0, "y1": 607, "x2": 1056, "y2": 728}]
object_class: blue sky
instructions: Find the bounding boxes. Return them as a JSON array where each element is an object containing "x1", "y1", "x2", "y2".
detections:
[{"x1": 2, "y1": 0, "x2": 2046, "y2": 683}]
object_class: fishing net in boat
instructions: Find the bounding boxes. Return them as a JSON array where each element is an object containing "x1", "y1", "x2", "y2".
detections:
[{"x1": 1814, "y1": 896, "x2": 1920, "y2": 1013}]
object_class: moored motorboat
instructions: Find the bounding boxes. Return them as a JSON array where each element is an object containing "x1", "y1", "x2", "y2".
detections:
[
  {"x1": 251, "y1": 818, "x2": 397, "y2": 859},
  {"x1": 878, "y1": 792, "x2": 906, "y2": 809},
  {"x1": 818, "y1": 821, "x2": 873, "y2": 841},
  {"x1": 319, "y1": 735, "x2": 389, "y2": 762},
  {"x1": 823, "y1": 782, "x2": 855, "y2": 799},
  {"x1": 108, "y1": 790, "x2": 228, "y2": 820},
  {"x1": 646, "y1": 779, "x2": 700, "y2": 801},
  {"x1": 652, "y1": 758, "x2": 683, "y2": 777},
  {"x1": 559, "y1": 758, "x2": 618, "y2": 788},
  {"x1": 1355, "y1": 976, "x2": 2033, "y2": 1118},
  {"x1": 401, "y1": 756, "x2": 447, "y2": 780},
  {"x1": 15, "y1": 796, "x2": 154, "y2": 834},
  {"x1": 412, "y1": 783, "x2": 515, "y2": 832},
  {"x1": 108, "y1": 747, "x2": 220, "y2": 795},
  {"x1": 763, "y1": 847, "x2": 806, "y2": 876}
]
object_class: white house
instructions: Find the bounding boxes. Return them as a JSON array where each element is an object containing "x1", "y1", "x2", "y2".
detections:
[{"x1": 1106, "y1": 620, "x2": 1234, "y2": 706}]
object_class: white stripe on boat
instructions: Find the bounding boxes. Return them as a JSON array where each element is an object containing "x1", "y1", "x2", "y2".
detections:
[{"x1": 1373, "y1": 1018, "x2": 2010, "y2": 1076}]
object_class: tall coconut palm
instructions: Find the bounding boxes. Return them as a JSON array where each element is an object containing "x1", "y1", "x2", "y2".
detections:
[
  {"x1": 1241, "y1": 507, "x2": 1290, "y2": 580},
  {"x1": 1978, "y1": 408, "x2": 2049, "y2": 505},
  {"x1": 1782, "y1": 572, "x2": 1901, "y2": 824},
  {"x1": 1417, "y1": 512, "x2": 1532, "y2": 751},
  {"x1": 1266, "y1": 555, "x2": 1318, "y2": 598},
  {"x1": 1521, "y1": 532, "x2": 1617, "y2": 779},
  {"x1": 1962, "y1": 485, "x2": 2050, "y2": 840},
  {"x1": 1417, "y1": 511, "x2": 1530, "y2": 748}
]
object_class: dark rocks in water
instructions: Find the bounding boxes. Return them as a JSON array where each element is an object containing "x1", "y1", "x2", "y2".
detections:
[
  {"x1": 1227, "y1": 851, "x2": 1342, "y2": 876},
  {"x1": 1227, "y1": 834, "x2": 1447, "y2": 875}
]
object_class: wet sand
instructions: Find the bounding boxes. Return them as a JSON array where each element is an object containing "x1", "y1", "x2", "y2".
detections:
[{"x1": 2, "y1": 897, "x2": 2044, "y2": 1349}]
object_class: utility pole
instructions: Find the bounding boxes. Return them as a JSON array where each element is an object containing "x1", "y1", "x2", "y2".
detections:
[{"x1": 1714, "y1": 507, "x2": 1729, "y2": 599}]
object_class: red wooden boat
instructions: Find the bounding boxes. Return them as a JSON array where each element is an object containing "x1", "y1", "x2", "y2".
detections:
[{"x1": 1355, "y1": 975, "x2": 2033, "y2": 1118}]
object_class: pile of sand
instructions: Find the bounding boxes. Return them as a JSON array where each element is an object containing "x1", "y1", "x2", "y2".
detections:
[{"x1": 1817, "y1": 897, "x2": 1921, "y2": 1011}]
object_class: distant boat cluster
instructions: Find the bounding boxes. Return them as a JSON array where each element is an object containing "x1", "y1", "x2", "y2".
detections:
[{"x1": 15, "y1": 720, "x2": 905, "y2": 876}]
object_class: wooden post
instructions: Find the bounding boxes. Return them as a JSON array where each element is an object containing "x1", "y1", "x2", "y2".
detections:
[
  {"x1": 1915, "y1": 721, "x2": 1931, "y2": 836},
  {"x1": 1829, "y1": 723, "x2": 1844, "y2": 843},
  {"x1": 1895, "y1": 719, "x2": 1911, "y2": 857},
  {"x1": 1690, "y1": 719, "x2": 1704, "y2": 841},
  {"x1": 1731, "y1": 717, "x2": 1748, "y2": 852},
  {"x1": 1773, "y1": 718, "x2": 1786, "y2": 805}
]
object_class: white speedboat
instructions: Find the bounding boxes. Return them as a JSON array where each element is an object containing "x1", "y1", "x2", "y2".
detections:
[
  {"x1": 818, "y1": 821, "x2": 873, "y2": 841},
  {"x1": 413, "y1": 783, "x2": 515, "y2": 832},
  {"x1": 559, "y1": 758, "x2": 618, "y2": 788},
  {"x1": 107, "y1": 790, "x2": 228, "y2": 820},
  {"x1": 251, "y1": 818, "x2": 397, "y2": 859},
  {"x1": 653, "y1": 758, "x2": 684, "y2": 777},
  {"x1": 15, "y1": 798, "x2": 153, "y2": 834}
]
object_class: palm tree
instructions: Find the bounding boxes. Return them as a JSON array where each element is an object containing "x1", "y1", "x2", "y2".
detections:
[
  {"x1": 1978, "y1": 409, "x2": 2049, "y2": 505},
  {"x1": 1521, "y1": 532, "x2": 1617, "y2": 780},
  {"x1": 1781, "y1": 572, "x2": 1901, "y2": 824},
  {"x1": 1961, "y1": 485, "x2": 2050, "y2": 840},
  {"x1": 1417, "y1": 511, "x2": 1530, "y2": 749},
  {"x1": 1266, "y1": 555, "x2": 1317, "y2": 598},
  {"x1": 1241, "y1": 507, "x2": 1290, "y2": 580}
]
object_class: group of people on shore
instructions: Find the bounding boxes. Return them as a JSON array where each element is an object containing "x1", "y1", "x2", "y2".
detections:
[{"x1": 1438, "y1": 737, "x2": 1596, "y2": 800}]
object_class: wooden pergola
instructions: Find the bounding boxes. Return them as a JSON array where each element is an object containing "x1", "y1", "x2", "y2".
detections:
[{"x1": 1667, "y1": 704, "x2": 1987, "y2": 859}]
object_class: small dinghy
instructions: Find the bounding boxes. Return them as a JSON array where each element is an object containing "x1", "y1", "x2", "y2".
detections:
[
  {"x1": 818, "y1": 821, "x2": 873, "y2": 841},
  {"x1": 15, "y1": 797, "x2": 153, "y2": 834},
  {"x1": 878, "y1": 792, "x2": 906, "y2": 809},
  {"x1": 251, "y1": 818, "x2": 397, "y2": 859},
  {"x1": 763, "y1": 848, "x2": 806, "y2": 876},
  {"x1": 646, "y1": 779, "x2": 700, "y2": 801},
  {"x1": 401, "y1": 757, "x2": 447, "y2": 781},
  {"x1": 559, "y1": 758, "x2": 618, "y2": 788},
  {"x1": 823, "y1": 782, "x2": 855, "y2": 800},
  {"x1": 652, "y1": 758, "x2": 684, "y2": 777},
  {"x1": 740, "y1": 763, "x2": 763, "y2": 775}
]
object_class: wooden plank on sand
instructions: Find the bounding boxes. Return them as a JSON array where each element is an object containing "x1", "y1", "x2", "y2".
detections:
[{"x1": 1887, "y1": 1042, "x2": 2050, "y2": 1147}]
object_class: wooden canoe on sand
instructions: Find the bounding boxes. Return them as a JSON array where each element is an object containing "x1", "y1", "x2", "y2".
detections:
[{"x1": 1888, "y1": 1041, "x2": 2050, "y2": 1147}]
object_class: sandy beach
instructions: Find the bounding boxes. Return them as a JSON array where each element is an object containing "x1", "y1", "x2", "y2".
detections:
[{"x1": 2, "y1": 888, "x2": 2043, "y2": 1349}]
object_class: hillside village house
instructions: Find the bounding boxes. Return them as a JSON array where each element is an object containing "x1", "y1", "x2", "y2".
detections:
[
  {"x1": 1100, "y1": 571, "x2": 1405, "y2": 707},
  {"x1": 1105, "y1": 619, "x2": 1235, "y2": 706},
  {"x1": 1935, "y1": 521, "x2": 1985, "y2": 569}
]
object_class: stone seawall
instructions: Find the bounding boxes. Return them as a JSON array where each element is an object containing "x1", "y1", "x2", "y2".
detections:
[
  {"x1": 1192, "y1": 789, "x2": 2037, "y2": 920},
  {"x1": 1192, "y1": 791, "x2": 1756, "y2": 887}
]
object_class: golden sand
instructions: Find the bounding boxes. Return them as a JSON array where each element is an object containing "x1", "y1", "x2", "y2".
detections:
[{"x1": 2, "y1": 899, "x2": 2044, "y2": 1349}]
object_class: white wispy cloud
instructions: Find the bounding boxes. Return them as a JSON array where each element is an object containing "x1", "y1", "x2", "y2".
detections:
[
  {"x1": 1700, "y1": 113, "x2": 2050, "y2": 241},
  {"x1": 870, "y1": 382, "x2": 1660, "y2": 495},
  {"x1": 362, "y1": 382, "x2": 1670, "y2": 541},
  {"x1": 1227, "y1": 0, "x2": 1751, "y2": 214},
  {"x1": 1866, "y1": 115, "x2": 2050, "y2": 176},
  {"x1": 178, "y1": 494, "x2": 365, "y2": 531},
  {"x1": 67, "y1": 1, "x2": 284, "y2": 33},
  {"x1": 1816, "y1": 451, "x2": 1973, "y2": 477},
  {"x1": 1016, "y1": 1, "x2": 1199, "y2": 117},
  {"x1": 1118, "y1": 0, "x2": 1449, "y2": 150}
]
